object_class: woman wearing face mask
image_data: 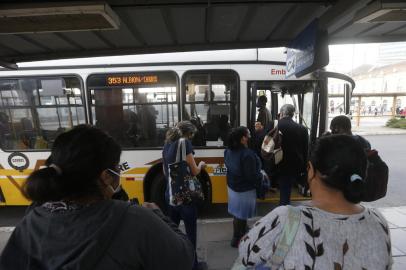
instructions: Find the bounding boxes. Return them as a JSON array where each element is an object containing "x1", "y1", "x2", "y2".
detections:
[
  {"x1": 237, "y1": 135, "x2": 392, "y2": 270},
  {"x1": 0, "y1": 125, "x2": 194, "y2": 270}
]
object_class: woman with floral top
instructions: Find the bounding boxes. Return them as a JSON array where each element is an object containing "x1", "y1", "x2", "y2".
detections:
[{"x1": 238, "y1": 134, "x2": 392, "y2": 270}]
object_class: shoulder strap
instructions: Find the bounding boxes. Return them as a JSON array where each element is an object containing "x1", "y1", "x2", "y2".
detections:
[
  {"x1": 175, "y1": 138, "x2": 182, "y2": 162},
  {"x1": 181, "y1": 139, "x2": 186, "y2": 161},
  {"x1": 175, "y1": 138, "x2": 187, "y2": 162},
  {"x1": 269, "y1": 206, "x2": 301, "y2": 269}
]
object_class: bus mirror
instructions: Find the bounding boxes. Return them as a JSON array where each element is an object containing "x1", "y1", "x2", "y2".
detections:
[{"x1": 344, "y1": 83, "x2": 351, "y2": 115}]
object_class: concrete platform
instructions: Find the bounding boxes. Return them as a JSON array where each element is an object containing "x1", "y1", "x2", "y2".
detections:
[{"x1": 1, "y1": 206, "x2": 406, "y2": 269}]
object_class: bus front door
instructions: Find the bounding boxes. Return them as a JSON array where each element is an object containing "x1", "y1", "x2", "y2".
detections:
[{"x1": 248, "y1": 80, "x2": 319, "y2": 202}]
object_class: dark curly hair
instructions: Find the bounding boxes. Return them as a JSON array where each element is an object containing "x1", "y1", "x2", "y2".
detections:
[{"x1": 310, "y1": 134, "x2": 367, "y2": 203}]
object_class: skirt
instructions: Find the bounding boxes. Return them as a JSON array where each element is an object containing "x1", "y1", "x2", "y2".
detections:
[{"x1": 227, "y1": 187, "x2": 257, "y2": 220}]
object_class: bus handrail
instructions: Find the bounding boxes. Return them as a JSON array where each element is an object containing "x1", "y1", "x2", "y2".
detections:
[{"x1": 316, "y1": 71, "x2": 356, "y2": 93}]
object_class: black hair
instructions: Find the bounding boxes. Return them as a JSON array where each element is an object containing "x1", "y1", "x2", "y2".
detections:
[
  {"x1": 257, "y1": 95, "x2": 267, "y2": 105},
  {"x1": 310, "y1": 134, "x2": 367, "y2": 203},
  {"x1": 23, "y1": 125, "x2": 121, "y2": 202},
  {"x1": 227, "y1": 126, "x2": 249, "y2": 150},
  {"x1": 330, "y1": 115, "x2": 351, "y2": 134}
]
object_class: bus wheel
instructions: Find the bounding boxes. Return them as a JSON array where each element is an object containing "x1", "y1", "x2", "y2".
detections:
[{"x1": 149, "y1": 173, "x2": 167, "y2": 213}]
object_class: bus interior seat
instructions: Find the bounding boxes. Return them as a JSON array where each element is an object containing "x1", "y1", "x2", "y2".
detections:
[
  {"x1": 20, "y1": 118, "x2": 36, "y2": 148},
  {"x1": 203, "y1": 122, "x2": 220, "y2": 141}
]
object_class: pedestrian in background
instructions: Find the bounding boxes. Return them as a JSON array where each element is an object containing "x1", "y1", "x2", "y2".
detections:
[
  {"x1": 225, "y1": 126, "x2": 263, "y2": 248},
  {"x1": 238, "y1": 135, "x2": 392, "y2": 269},
  {"x1": 162, "y1": 121, "x2": 207, "y2": 270},
  {"x1": 0, "y1": 125, "x2": 194, "y2": 270},
  {"x1": 330, "y1": 115, "x2": 371, "y2": 150},
  {"x1": 256, "y1": 95, "x2": 272, "y2": 129}
]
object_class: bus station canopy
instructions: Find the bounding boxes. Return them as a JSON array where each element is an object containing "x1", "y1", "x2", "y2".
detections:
[{"x1": 1, "y1": 0, "x2": 406, "y2": 68}]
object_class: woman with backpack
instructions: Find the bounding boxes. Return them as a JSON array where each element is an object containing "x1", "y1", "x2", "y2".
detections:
[{"x1": 236, "y1": 135, "x2": 392, "y2": 270}]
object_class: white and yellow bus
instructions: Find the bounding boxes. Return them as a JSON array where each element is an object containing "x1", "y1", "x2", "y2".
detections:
[{"x1": 0, "y1": 49, "x2": 350, "y2": 208}]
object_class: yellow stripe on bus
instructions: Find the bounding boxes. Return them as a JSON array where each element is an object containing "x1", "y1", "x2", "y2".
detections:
[
  {"x1": 0, "y1": 169, "x2": 33, "y2": 176},
  {"x1": 124, "y1": 167, "x2": 149, "y2": 175},
  {"x1": 0, "y1": 179, "x2": 30, "y2": 205}
]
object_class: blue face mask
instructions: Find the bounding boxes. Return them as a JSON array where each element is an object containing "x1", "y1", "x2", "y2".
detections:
[{"x1": 107, "y1": 168, "x2": 121, "y2": 194}]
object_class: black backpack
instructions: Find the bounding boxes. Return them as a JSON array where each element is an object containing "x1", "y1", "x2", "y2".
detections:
[{"x1": 362, "y1": 149, "x2": 389, "y2": 202}]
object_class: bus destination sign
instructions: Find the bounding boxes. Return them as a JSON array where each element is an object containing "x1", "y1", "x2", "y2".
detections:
[{"x1": 107, "y1": 75, "x2": 158, "y2": 86}]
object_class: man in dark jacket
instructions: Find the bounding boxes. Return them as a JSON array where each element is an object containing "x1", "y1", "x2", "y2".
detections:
[
  {"x1": 330, "y1": 115, "x2": 371, "y2": 150},
  {"x1": 256, "y1": 95, "x2": 272, "y2": 129},
  {"x1": 276, "y1": 104, "x2": 308, "y2": 205}
]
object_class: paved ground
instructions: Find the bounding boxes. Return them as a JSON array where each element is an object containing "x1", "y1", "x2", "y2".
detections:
[
  {"x1": 352, "y1": 125, "x2": 406, "y2": 136},
  {"x1": 1, "y1": 205, "x2": 406, "y2": 269},
  {"x1": 362, "y1": 134, "x2": 406, "y2": 208}
]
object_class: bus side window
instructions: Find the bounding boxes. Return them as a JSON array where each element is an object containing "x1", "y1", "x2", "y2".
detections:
[
  {"x1": 183, "y1": 70, "x2": 238, "y2": 147},
  {"x1": 0, "y1": 77, "x2": 86, "y2": 151},
  {"x1": 87, "y1": 72, "x2": 179, "y2": 149}
]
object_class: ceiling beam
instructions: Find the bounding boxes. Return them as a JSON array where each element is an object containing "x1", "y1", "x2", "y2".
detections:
[
  {"x1": 320, "y1": 0, "x2": 370, "y2": 33},
  {"x1": 0, "y1": 42, "x2": 21, "y2": 54},
  {"x1": 383, "y1": 23, "x2": 406, "y2": 36},
  {"x1": 92, "y1": 31, "x2": 117, "y2": 48},
  {"x1": 118, "y1": 11, "x2": 147, "y2": 46},
  {"x1": 266, "y1": 4, "x2": 296, "y2": 40},
  {"x1": 0, "y1": 59, "x2": 18, "y2": 69},
  {"x1": 204, "y1": 4, "x2": 212, "y2": 43},
  {"x1": 235, "y1": 5, "x2": 258, "y2": 41},
  {"x1": 357, "y1": 23, "x2": 384, "y2": 36},
  {"x1": 16, "y1": 34, "x2": 53, "y2": 52},
  {"x1": 330, "y1": 33, "x2": 406, "y2": 44},
  {"x1": 161, "y1": 8, "x2": 178, "y2": 45},
  {"x1": 111, "y1": 1, "x2": 334, "y2": 9},
  {"x1": 54, "y1": 33, "x2": 85, "y2": 50}
]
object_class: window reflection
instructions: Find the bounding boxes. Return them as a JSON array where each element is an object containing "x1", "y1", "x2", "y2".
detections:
[
  {"x1": 0, "y1": 77, "x2": 86, "y2": 150},
  {"x1": 183, "y1": 71, "x2": 238, "y2": 147},
  {"x1": 88, "y1": 72, "x2": 178, "y2": 148}
]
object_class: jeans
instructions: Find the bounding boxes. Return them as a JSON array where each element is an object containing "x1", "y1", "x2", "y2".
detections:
[
  {"x1": 168, "y1": 204, "x2": 199, "y2": 268},
  {"x1": 278, "y1": 174, "x2": 296, "y2": 206}
]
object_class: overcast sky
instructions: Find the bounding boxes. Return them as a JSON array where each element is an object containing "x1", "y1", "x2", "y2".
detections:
[{"x1": 328, "y1": 42, "x2": 406, "y2": 74}]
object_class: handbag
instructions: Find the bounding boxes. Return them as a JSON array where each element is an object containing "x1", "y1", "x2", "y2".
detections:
[
  {"x1": 231, "y1": 206, "x2": 301, "y2": 270},
  {"x1": 261, "y1": 120, "x2": 283, "y2": 167},
  {"x1": 256, "y1": 170, "x2": 270, "y2": 200},
  {"x1": 168, "y1": 138, "x2": 204, "y2": 206}
]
